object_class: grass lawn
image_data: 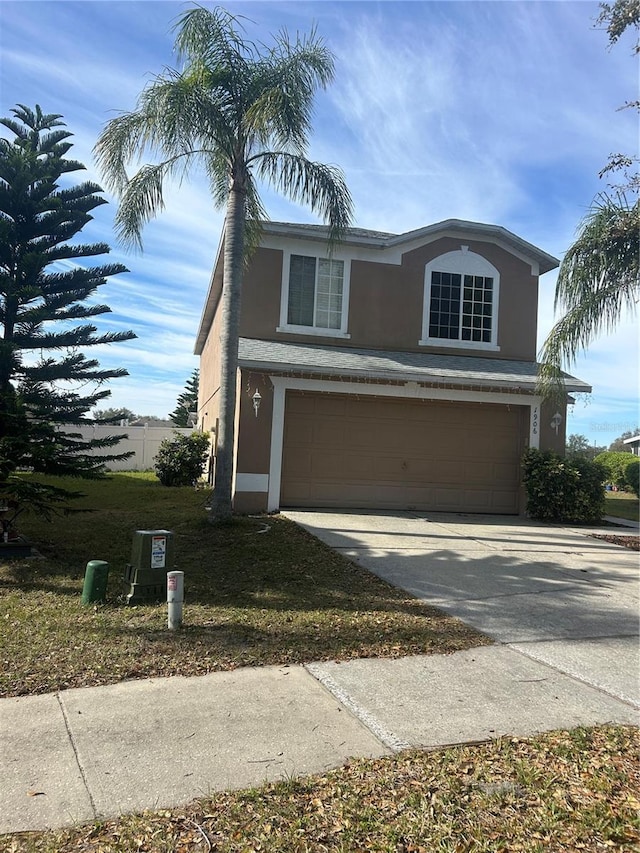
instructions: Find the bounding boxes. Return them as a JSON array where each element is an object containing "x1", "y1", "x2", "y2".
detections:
[
  {"x1": 2, "y1": 724, "x2": 638, "y2": 852},
  {"x1": 605, "y1": 491, "x2": 640, "y2": 523},
  {"x1": 0, "y1": 473, "x2": 489, "y2": 698}
]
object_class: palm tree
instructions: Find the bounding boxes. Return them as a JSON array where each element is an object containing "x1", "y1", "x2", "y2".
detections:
[
  {"x1": 538, "y1": 192, "x2": 639, "y2": 397},
  {"x1": 95, "y1": 5, "x2": 353, "y2": 518}
]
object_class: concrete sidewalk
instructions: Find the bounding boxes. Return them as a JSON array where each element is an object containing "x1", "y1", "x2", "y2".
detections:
[
  {"x1": 2, "y1": 649, "x2": 637, "y2": 835},
  {"x1": 1, "y1": 512, "x2": 638, "y2": 836},
  {"x1": 1, "y1": 665, "x2": 387, "y2": 834}
]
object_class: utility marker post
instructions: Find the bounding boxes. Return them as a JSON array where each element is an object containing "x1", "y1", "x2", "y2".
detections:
[{"x1": 167, "y1": 570, "x2": 184, "y2": 629}]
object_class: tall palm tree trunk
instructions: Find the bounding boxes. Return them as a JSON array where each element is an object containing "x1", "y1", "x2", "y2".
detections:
[{"x1": 211, "y1": 184, "x2": 246, "y2": 518}]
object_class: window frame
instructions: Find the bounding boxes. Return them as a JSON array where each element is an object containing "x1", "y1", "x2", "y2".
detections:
[
  {"x1": 278, "y1": 251, "x2": 351, "y2": 338},
  {"x1": 419, "y1": 247, "x2": 500, "y2": 351}
]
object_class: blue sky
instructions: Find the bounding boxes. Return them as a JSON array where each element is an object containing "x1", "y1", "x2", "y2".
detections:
[{"x1": 1, "y1": 0, "x2": 638, "y2": 446}]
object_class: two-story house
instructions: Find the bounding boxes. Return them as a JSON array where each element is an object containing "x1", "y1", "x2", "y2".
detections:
[{"x1": 195, "y1": 219, "x2": 590, "y2": 515}]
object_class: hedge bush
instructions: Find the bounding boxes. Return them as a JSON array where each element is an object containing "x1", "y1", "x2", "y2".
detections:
[
  {"x1": 521, "y1": 448, "x2": 605, "y2": 523},
  {"x1": 154, "y1": 431, "x2": 210, "y2": 487},
  {"x1": 594, "y1": 450, "x2": 636, "y2": 490},
  {"x1": 625, "y1": 459, "x2": 640, "y2": 498}
]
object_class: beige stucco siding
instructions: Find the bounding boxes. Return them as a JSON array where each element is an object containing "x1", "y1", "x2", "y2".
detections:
[
  {"x1": 347, "y1": 259, "x2": 417, "y2": 350},
  {"x1": 238, "y1": 238, "x2": 538, "y2": 361},
  {"x1": 238, "y1": 248, "x2": 283, "y2": 340},
  {"x1": 236, "y1": 370, "x2": 273, "y2": 475},
  {"x1": 198, "y1": 301, "x2": 224, "y2": 435}
]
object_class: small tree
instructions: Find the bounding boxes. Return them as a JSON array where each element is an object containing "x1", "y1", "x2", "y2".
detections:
[
  {"x1": 0, "y1": 105, "x2": 136, "y2": 530},
  {"x1": 608, "y1": 427, "x2": 639, "y2": 452},
  {"x1": 169, "y1": 369, "x2": 199, "y2": 427},
  {"x1": 154, "y1": 432, "x2": 210, "y2": 487},
  {"x1": 625, "y1": 458, "x2": 640, "y2": 497},
  {"x1": 594, "y1": 450, "x2": 638, "y2": 489},
  {"x1": 93, "y1": 407, "x2": 138, "y2": 423},
  {"x1": 565, "y1": 434, "x2": 606, "y2": 461}
]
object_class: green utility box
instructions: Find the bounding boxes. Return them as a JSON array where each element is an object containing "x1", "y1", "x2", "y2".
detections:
[
  {"x1": 82, "y1": 560, "x2": 110, "y2": 605},
  {"x1": 124, "y1": 529, "x2": 175, "y2": 605}
]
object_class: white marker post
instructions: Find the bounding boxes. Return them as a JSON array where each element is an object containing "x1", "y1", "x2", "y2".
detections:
[{"x1": 167, "y1": 571, "x2": 184, "y2": 629}]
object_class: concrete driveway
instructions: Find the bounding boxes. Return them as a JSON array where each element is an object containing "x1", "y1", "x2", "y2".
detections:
[{"x1": 284, "y1": 510, "x2": 640, "y2": 713}]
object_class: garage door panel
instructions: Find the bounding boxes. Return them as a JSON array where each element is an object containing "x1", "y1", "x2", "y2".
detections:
[
  {"x1": 376, "y1": 484, "x2": 434, "y2": 506},
  {"x1": 285, "y1": 419, "x2": 314, "y2": 444},
  {"x1": 311, "y1": 452, "x2": 345, "y2": 478},
  {"x1": 350, "y1": 424, "x2": 386, "y2": 448},
  {"x1": 493, "y1": 461, "x2": 519, "y2": 485},
  {"x1": 286, "y1": 394, "x2": 318, "y2": 415},
  {"x1": 282, "y1": 447, "x2": 312, "y2": 476},
  {"x1": 313, "y1": 482, "x2": 374, "y2": 504},
  {"x1": 481, "y1": 437, "x2": 515, "y2": 457},
  {"x1": 465, "y1": 460, "x2": 495, "y2": 484},
  {"x1": 430, "y1": 459, "x2": 465, "y2": 481},
  {"x1": 313, "y1": 423, "x2": 345, "y2": 448},
  {"x1": 492, "y1": 493, "x2": 519, "y2": 513},
  {"x1": 280, "y1": 392, "x2": 524, "y2": 513},
  {"x1": 433, "y1": 488, "x2": 463, "y2": 510}
]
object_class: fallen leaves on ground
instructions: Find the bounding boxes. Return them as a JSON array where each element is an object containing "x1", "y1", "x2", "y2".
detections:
[
  {"x1": 2, "y1": 725, "x2": 638, "y2": 852},
  {"x1": 590, "y1": 533, "x2": 639, "y2": 551}
]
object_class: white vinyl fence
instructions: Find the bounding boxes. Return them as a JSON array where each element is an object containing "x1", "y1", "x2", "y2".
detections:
[{"x1": 58, "y1": 425, "x2": 196, "y2": 471}]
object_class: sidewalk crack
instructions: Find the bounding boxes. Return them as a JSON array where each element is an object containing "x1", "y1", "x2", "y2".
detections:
[{"x1": 56, "y1": 693, "x2": 98, "y2": 820}]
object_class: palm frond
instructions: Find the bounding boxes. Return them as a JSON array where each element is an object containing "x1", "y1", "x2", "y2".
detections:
[
  {"x1": 241, "y1": 32, "x2": 334, "y2": 156},
  {"x1": 242, "y1": 184, "x2": 268, "y2": 262},
  {"x1": 253, "y1": 151, "x2": 353, "y2": 243},
  {"x1": 537, "y1": 193, "x2": 639, "y2": 399},
  {"x1": 113, "y1": 155, "x2": 198, "y2": 249},
  {"x1": 173, "y1": 6, "x2": 254, "y2": 70},
  {"x1": 555, "y1": 193, "x2": 639, "y2": 312}
]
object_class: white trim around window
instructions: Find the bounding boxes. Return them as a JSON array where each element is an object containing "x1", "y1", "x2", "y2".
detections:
[
  {"x1": 277, "y1": 250, "x2": 351, "y2": 338},
  {"x1": 419, "y1": 247, "x2": 500, "y2": 351},
  {"x1": 266, "y1": 375, "x2": 540, "y2": 511}
]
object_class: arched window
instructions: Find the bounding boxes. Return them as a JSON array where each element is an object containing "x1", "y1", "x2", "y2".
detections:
[{"x1": 420, "y1": 247, "x2": 500, "y2": 350}]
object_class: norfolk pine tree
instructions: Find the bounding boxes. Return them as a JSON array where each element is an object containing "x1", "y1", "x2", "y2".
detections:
[
  {"x1": 0, "y1": 105, "x2": 135, "y2": 523},
  {"x1": 170, "y1": 368, "x2": 199, "y2": 427},
  {"x1": 95, "y1": 5, "x2": 353, "y2": 519}
]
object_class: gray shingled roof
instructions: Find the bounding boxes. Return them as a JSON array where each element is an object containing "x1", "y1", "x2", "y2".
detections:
[
  {"x1": 238, "y1": 337, "x2": 591, "y2": 394},
  {"x1": 262, "y1": 219, "x2": 559, "y2": 273}
]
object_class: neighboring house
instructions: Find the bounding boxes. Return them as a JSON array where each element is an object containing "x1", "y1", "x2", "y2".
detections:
[
  {"x1": 623, "y1": 435, "x2": 640, "y2": 456},
  {"x1": 195, "y1": 219, "x2": 590, "y2": 514}
]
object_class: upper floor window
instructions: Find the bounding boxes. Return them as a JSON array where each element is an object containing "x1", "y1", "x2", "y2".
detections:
[
  {"x1": 420, "y1": 247, "x2": 500, "y2": 351},
  {"x1": 278, "y1": 252, "x2": 350, "y2": 338}
]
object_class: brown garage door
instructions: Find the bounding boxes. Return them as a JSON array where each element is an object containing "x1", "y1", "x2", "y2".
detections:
[{"x1": 280, "y1": 392, "x2": 526, "y2": 513}]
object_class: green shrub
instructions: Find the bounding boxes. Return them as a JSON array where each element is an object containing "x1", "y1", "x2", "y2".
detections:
[
  {"x1": 594, "y1": 450, "x2": 635, "y2": 490},
  {"x1": 521, "y1": 448, "x2": 605, "y2": 523},
  {"x1": 154, "y1": 431, "x2": 210, "y2": 487},
  {"x1": 625, "y1": 459, "x2": 640, "y2": 497}
]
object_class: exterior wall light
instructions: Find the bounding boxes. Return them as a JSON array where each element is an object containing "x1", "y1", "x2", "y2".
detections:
[
  {"x1": 550, "y1": 412, "x2": 562, "y2": 434},
  {"x1": 252, "y1": 389, "x2": 262, "y2": 417}
]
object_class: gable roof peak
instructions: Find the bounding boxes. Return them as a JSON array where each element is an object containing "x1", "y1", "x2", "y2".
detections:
[{"x1": 261, "y1": 218, "x2": 558, "y2": 273}]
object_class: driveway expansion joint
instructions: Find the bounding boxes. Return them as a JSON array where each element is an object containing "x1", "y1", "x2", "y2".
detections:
[{"x1": 505, "y1": 643, "x2": 640, "y2": 712}]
